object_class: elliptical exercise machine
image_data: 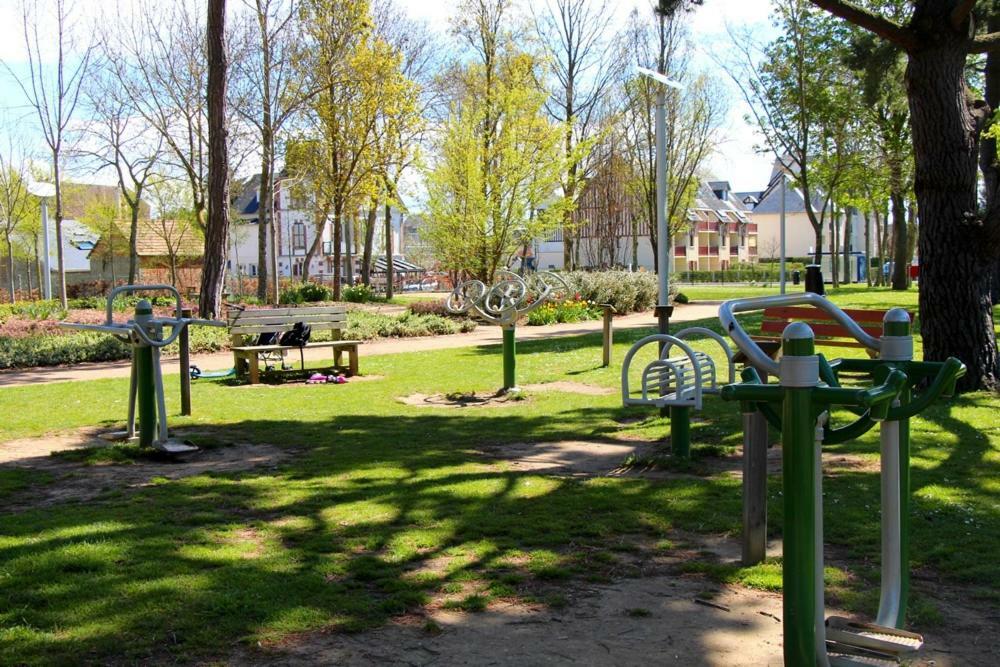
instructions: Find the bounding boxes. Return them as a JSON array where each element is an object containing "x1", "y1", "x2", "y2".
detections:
[
  {"x1": 718, "y1": 293, "x2": 965, "y2": 666},
  {"x1": 60, "y1": 285, "x2": 225, "y2": 454}
]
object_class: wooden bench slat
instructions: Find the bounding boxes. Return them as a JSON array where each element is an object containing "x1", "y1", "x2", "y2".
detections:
[
  {"x1": 229, "y1": 313, "x2": 347, "y2": 326},
  {"x1": 228, "y1": 305, "x2": 346, "y2": 318},
  {"x1": 230, "y1": 323, "x2": 346, "y2": 335},
  {"x1": 763, "y1": 306, "x2": 912, "y2": 323},
  {"x1": 761, "y1": 320, "x2": 883, "y2": 338},
  {"x1": 233, "y1": 340, "x2": 361, "y2": 352}
]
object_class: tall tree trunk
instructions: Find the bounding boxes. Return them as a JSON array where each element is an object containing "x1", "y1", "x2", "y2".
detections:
[
  {"x1": 843, "y1": 207, "x2": 852, "y2": 284},
  {"x1": 983, "y1": 4, "x2": 1000, "y2": 304},
  {"x1": 200, "y1": 0, "x2": 230, "y2": 318},
  {"x1": 53, "y1": 163, "x2": 66, "y2": 307},
  {"x1": 361, "y1": 203, "x2": 376, "y2": 286},
  {"x1": 830, "y1": 205, "x2": 840, "y2": 288},
  {"x1": 908, "y1": 37, "x2": 998, "y2": 390},
  {"x1": 345, "y1": 213, "x2": 355, "y2": 286},
  {"x1": 864, "y1": 210, "x2": 872, "y2": 286},
  {"x1": 384, "y1": 203, "x2": 394, "y2": 299},
  {"x1": 873, "y1": 209, "x2": 883, "y2": 286},
  {"x1": 889, "y1": 178, "x2": 909, "y2": 290},
  {"x1": 257, "y1": 133, "x2": 273, "y2": 301},
  {"x1": 4, "y1": 234, "x2": 14, "y2": 303},
  {"x1": 813, "y1": 225, "x2": 823, "y2": 266},
  {"x1": 332, "y1": 205, "x2": 343, "y2": 300},
  {"x1": 301, "y1": 227, "x2": 322, "y2": 283}
]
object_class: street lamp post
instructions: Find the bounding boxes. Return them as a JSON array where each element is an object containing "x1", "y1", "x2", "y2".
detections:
[{"x1": 637, "y1": 66, "x2": 683, "y2": 337}]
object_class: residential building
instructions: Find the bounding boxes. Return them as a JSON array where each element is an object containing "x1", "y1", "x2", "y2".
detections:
[
  {"x1": 228, "y1": 175, "x2": 410, "y2": 284},
  {"x1": 534, "y1": 177, "x2": 758, "y2": 272}
]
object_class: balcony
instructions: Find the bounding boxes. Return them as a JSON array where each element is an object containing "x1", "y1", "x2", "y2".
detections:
[{"x1": 698, "y1": 246, "x2": 720, "y2": 256}]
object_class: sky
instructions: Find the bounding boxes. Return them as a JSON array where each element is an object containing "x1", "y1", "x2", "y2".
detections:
[{"x1": 0, "y1": 0, "x2": 778, "y2": 195}]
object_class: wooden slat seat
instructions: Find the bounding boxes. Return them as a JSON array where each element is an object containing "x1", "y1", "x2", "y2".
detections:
[
  {"x1": 227, "y1": 305, "x2": 360, "y2": 383},
  {"x1": 756, "y1": 305, "x2": 913, "y2": 354}
]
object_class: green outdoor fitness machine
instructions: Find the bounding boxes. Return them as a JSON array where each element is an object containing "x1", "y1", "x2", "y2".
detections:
[
  {"x1": 718, "y1": 293, "x2": 965, "y2": 666},
  {"x1": 446, "y1": 270, "x2": 568, "y2": 392},
  {"x1": 620, "y1": 328, "x2": 736, "y2": 458},
  {"x1": 60, "y1": 285, "x2": 225, "y2": 454}
]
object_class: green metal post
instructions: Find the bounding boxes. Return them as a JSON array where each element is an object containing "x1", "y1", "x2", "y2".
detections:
[
  {"x1": 883, "y1": 308, "x2": 912, "y2": 627},
  {"x1": 134, "y1": 301, "x2": 157, "y2": 448},
  {"x1": 670, "y1": 406, "x2": 690, "y2": 458},
  {"x1": 780, "y1": 323, "x2": 821, "y2": 667},
  {"x1": 503, "y1": 326, "x2": 516, "y2": 391}
]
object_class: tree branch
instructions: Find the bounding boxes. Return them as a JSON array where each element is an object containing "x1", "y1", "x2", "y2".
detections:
[
  {"x1": 950, "y1": 0, "x2": 976, "y2": 31},
  {"x1": 969, "y1": 31, "x2": 1000, "y2": 54},
  {"x1": 807, "y1": 0, "x2": 918, "y2": 51}
]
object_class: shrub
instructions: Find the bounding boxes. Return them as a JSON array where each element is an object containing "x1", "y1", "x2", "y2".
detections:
[
  {"x1": 279, "y1": 282, "x2": 333, "y2": 304},
  {"x1": 674, "y1": 292, "x2": 690, "y2": 304},
  {"x1": 407, "y1": 299, "x2": 450, "y2": 316},
  {"x1": 343, "y1": 284, "x2": 376, "y2": 303},
  {"x1": 344, "y1": 311, "x2": 476, "y2": 340},
  {"x1": 562, "y1": 270, "x2": 659, "y2": 315}
]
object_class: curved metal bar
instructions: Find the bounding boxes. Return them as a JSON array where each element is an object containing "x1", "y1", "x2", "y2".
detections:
[
  {"x1": 719, "y1": 292, "x2": 881, "y2": 376},
  {"x1": 106, "y1": 284, "x2": 182, "y2": 324},
  {"x1": 621, "y1": 333, "x2": 705, "y2": 409},
  {"x1": 664, "y1": 327, "x2": 737, "y2": 384}
]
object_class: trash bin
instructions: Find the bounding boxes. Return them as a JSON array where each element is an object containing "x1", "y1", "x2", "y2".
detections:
[
  {"x1": 804, "y1": 264, "x2": 825, "y2": 295},
  {"x1": 792, "y1": 270, "x2": 801, "y2": 285}
]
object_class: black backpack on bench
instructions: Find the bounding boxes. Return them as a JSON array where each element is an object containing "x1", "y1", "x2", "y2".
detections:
[{"x1": 278, "y1": 321, "x2": 312, "y2": 347}]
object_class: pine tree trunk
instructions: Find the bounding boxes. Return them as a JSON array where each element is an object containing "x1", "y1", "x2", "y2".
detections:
[
  {"x1": 333, "y1": 205, "x2": 343, "y2": 300},
  {"x1": 200, "y1": 0, "x2": 230, "y2": 319},
  {"x1": 384, "y1": 203, "x2": 394, "y2": 299},
  {"x1": 890, "y1": 189, "x2": 909, "y2": 290},
  {"x1": 908, "y1": 39, "x2": 998, "y2": 390},
  {"x1": 982, "y1": 7, "x2": 1000, "y2": 304},
  {"x1": 361, "y1": 204, "x2": 376, "y2": 286},
  {"x1": 257, "y1": 133, "x2": 272, "y2": 301}
]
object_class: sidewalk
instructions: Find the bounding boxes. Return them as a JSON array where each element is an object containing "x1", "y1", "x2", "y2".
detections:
[{"x1": 0, "y1": 302, "x2": 721, "y2": 387}]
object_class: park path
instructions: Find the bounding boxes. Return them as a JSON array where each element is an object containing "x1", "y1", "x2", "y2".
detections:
[{"x1": 0, "y1": 302, "x2": 721, "y2": 388}]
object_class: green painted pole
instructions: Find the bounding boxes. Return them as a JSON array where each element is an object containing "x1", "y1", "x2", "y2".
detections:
[
  {"x1": 883, "y1": 308, "x2": 912, "y2": 627},
  {"x1": 134, "y1": 301, "x2": 157, "y2": 448},
  {"x1": 671, "y1": 406, "x2": 691, "y2": 458},
  {"x1": 780, "y1": 323, "x2": 820, "y2": 667},
  {"x1": 503, "y1": 326, "x2": 516, "y2": 391}
]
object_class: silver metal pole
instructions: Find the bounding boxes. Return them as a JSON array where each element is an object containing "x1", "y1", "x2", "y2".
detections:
[
  {"x1": 779, "y1": 174, "x2": 786, "y2": 294},
  {"x1": 41, "y1": 198, "x2": 51, "y2": 300},
  {"x1": 656, "y1": 88, "x2": 668, "y2": 307}
]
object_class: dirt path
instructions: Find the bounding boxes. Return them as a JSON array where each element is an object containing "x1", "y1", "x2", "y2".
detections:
[{"x1": 0, "y1": 303, "x2": 722, "y2": 387}]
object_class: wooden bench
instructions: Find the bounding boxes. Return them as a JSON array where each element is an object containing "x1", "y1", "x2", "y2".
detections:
[
  {"x1": 758, "y1": 305, "x2": 913, "y2": 355},
  {"x1": 228, "y1": 305, "x2": 360, "y2": 384}
]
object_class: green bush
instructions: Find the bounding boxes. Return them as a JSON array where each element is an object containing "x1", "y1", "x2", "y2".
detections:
[
  {"x1": 345, "y1": 311, "x2": 476, "y2": 340},
  {"x1": 562, "y1": 270, "x2": 659, "y2": 315},
  {"x1": 343, "y1": 284, "x2": 376, "y2": 303},
  {"x1": 675, "y1": 262, "x2": 807, "y2": 284},
  {"x1": 279, "y1": 282, "x2": 333, "y2": 304},
  {"x1": 674, "y1": 292, "x2": 690, "y2": 304},
  {"x1": 408, "y1": 300, "x2": 450, "y2": 316}
]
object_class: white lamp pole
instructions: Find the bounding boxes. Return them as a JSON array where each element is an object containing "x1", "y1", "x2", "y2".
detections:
[{"x1": 637, "y1": 66, "x2": 683, "y2": 334}]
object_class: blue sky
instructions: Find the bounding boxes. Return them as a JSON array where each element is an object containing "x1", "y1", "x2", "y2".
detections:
[{"x1": 0, "y1": 0, "x2": 778, "y2": 193}]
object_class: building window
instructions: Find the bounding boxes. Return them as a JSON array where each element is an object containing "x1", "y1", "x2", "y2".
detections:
[
  {"x1": 249, "y1": 264, "x2": 257, "y2": 277},
  {"x1": 292, "y1": 259, "x2": 303, "y2": 277},
  {"x1": 688, "y1": 229, "x2": 695, "y2": 247},
  {"x1": 292, "y1": 222, "x2": 306, "y2": 252}
]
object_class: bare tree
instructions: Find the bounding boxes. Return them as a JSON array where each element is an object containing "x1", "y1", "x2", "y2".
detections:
[
  {"x1": 81, "y1": 58, "x2": 163, "y2": 284},
  {"x1": 233, "y1": 0, "x2": 311, "y2": 303},
  {"x1": 201, "y1": 0, "x2": 231, "y2": 317},
  {"x1": 0, "y1": 132, "x2": 35, "y2": 302},
  {"x1": 532, "y1": 0, "x2": 620, "y2": 270},
  {"x1": 621, "y1": 9, "x2": 724, "y2": 273},
  {"x1": 2, "y1": 0, "x2": 94, "y2": 307}
]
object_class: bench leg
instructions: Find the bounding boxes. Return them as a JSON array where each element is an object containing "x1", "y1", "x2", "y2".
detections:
[
  {"x1": 248, "y1": 355, "x2": 260, "y2": 384},
  {"x1": 348, "y1": 347, "x2": 358, "y2": 376},
  {"x1": 334, "y1": 348, "x2": 343, "y2": 368}
]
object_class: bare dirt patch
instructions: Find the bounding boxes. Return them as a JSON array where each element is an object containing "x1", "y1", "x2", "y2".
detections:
[
  {"x1": 1, "y1": 428, "x2": 291, "y2": 512},
  {"x1": 399, "y1": 391, "x2": 523, "y2": 409},
  {"x1": 520, "y1": 381, "x2": 613, "y2": 396},
  {"x1": 478, "y1": 439, "x2": 660, "y2": 477}
]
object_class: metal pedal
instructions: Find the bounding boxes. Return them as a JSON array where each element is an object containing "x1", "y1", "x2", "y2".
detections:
[
  {"x1": 827, "y1": 641, "x2": 900, "y2": 666},
  {"x1": 826, "y1": 616, "x2": 922, "y2": 656},
  {"x1": 155, "y1": 439, "x2": 199, "y2": 455}
]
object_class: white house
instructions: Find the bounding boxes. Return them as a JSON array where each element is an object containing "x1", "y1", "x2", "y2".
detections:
[{"x1": 228, "y1": 175, "x2": 409, "y2": 284}]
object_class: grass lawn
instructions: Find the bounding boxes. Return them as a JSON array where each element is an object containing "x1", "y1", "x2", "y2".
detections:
[{"x1": 1, "y1": 288, "x2": 998, "y2": 664}]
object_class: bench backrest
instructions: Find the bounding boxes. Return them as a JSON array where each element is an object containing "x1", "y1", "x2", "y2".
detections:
[
  {"x1": 228, "y1": 305, "x2": 347, "y2": 344},
  {"x1": 761, "y1": 306, "x2": 913, "y2": 349}
]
